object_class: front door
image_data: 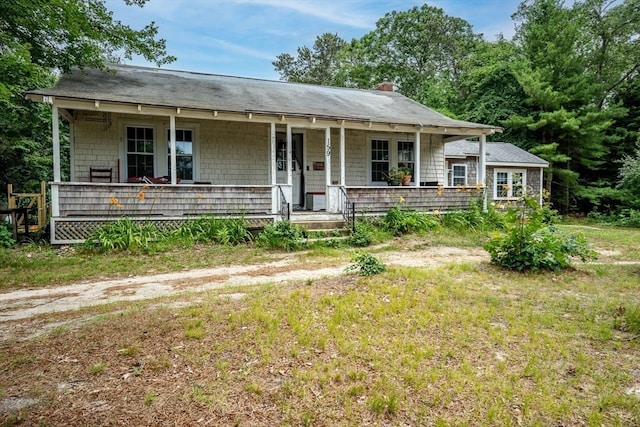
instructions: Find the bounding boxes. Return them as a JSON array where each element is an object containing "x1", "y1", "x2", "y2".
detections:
[{"x1": 276, "y1": 132, "x2": 304, "y2": 208}]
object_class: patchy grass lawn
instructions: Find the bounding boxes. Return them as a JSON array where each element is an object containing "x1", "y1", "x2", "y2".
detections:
[{"x1": 1, "y1": 224, "x2": 639, "y2": 425}]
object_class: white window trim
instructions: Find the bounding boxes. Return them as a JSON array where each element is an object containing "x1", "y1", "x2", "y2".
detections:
[
  {"x1": 450, "y1": 163, "x2": 467, "y2": 187},
  {"x1": 123, "y1": 123, "x2": 158, "y2": 181},
  {"x1": 493, "y1": 168, "x2": 527, "y2": 199},
  {"x1": 367, "y1": 135, "x2": 415, "y2": 185}
]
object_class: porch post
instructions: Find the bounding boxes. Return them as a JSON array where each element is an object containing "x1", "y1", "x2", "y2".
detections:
[
  {"x1": 340, "y1": 126, "x2": 345, "y2": 186},
  {"x1": 270, "y1": 122, "x2": 278, "y2": 214},
  {"x1": 169, "y1": 114, "x2": 177, "y2": 185},
  {"x1": 52, "y1": 105, "x2": 61, "y2": 183},
  {"x1": 479, "y1": 134, "x2": 487, "y2": 211},
  {"x1": 51, "y1": 105, "x2": 60, "y2": 217},
  {"x1": 325, "y1": 127, "x2": 332, "y2": 188},
  {"x1": 414, "y1": 131, "x2": 421, "y2": 187},
  {"x1": 286, "y1": 123, "x2": 292, "y2": 185}
]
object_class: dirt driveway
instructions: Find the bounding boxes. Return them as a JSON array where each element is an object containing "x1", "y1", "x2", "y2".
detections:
[{"x1": 0, "y1": 246, "x2": 488, "y2": 340}]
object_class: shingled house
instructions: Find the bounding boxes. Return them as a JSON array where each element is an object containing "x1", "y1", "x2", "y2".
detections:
[{"x1": 26, "y1": 64, "x2": 501, "y2": 243}]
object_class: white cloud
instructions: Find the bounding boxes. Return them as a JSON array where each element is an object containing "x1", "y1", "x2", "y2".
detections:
[{"x1": 230, "y1": 0, "x2": 377, "y2": 29}]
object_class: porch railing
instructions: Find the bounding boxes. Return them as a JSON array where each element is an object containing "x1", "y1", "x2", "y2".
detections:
[
  {"x1": 54, "y1": 182, "x2": 273, "y2": 217},
  {"x1": 277, "y1": 185, "x2": 290, "y2": 221},
  {"x1": 340, "y1": 186, "x2": 356, "y2": 231}
]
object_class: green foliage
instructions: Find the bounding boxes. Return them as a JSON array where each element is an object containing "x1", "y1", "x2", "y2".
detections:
[
  {"x1": 484, "y1": 195, "x2": 597, "y2": 271},
  {"x1": 0, "y1": 222, "x2": 15, "y2": 248},
  {"x1": 382, "y1": 205, "x2": 439, "y2": 236},
  {"x1": 86, "y1": 216, "x2": 252, "y2": 252},
  {"x1": 618, "y1": 143, "x2": 640, "y2": 197},
  {"x1": 85, "y1": 218, "x2": 160, "y2": 252},
  {"x1": 0, "y1": 0, "x2": 174, "y2": 72},
  {"x1": 587, "y1": 208, "x2": 640, "y2": 228},
  {"x1": 345, "y1": 251, "x2": 385, "y2": 276},
  {"x1": 273, "y1": 33, "x2": 347, "y2": 85},
  {"x1": 255, "y1": 221, "x2": 304, "y2": 251},
  {"x1": 172, "y1": 216, "x2": 252, "y2": 245},
  {"x1": 347, "y1": 220, "x2": 374, "y2": 247},
  {"x1": 440, "y1": 199, "x2": 505, "y2": 232}
]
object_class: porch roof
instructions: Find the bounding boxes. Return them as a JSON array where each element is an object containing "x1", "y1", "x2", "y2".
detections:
[{"x1": 27, "y1": 64, "x2": 500, "y2": 134}]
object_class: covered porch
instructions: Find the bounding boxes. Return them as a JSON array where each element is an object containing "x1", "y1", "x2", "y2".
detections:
[{"x1": 26, "y1": 64, "x2": 500, "y2": 243}]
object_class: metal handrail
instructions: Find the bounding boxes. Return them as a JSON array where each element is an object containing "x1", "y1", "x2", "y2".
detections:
[
  {"x1": 278, "y1": 185, "x2": 290, "y2": 221},
  {"x1": 339, "y1": 186, "x2": 355, "y2": 231}
]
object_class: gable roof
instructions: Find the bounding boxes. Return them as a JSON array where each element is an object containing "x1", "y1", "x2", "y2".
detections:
[
  {"x1": 26, "y1": 64, "x2": 500, "y2": 135},
  {"x1": 445, "y1": 140, "x2": 549, "y2": 167}
]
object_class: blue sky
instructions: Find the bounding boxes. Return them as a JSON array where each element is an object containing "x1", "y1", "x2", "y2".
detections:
[{"x1": 106, "y1": 0, "x2": 521, "y2": 80}]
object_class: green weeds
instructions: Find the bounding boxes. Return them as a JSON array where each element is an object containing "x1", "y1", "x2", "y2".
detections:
[
  {"x1": 345, "y1": 251, "x2": 385, "y2": 276},
  {"x1": 485, "y1": 195, "x2": 597, "y2": 271}
]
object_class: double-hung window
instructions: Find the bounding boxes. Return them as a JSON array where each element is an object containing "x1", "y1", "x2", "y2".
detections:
[
  {"x1": 126, "y1": 126, "x2": 155, "y2": 178},
  {"x1": 451, "y1": 164, "x2": 467, "y2": 186},
  {"x1": 371, "y1": 139, "x2": 390, "y2": 183},
  {"x1": 167, "y1": 129, "x2": 194, "y2": 182},
  {"x1": 494, "y1": 169, "x2": 526, "y2": 199},
  {"x1": 370, "y1": 137, "x2": 416, "y2": 184}
]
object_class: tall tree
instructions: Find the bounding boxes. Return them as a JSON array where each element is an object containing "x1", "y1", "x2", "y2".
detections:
[
  {"x1": 505, "y1": 0, "x2": 627, "y2": 212},
  {"x1": 273, "y1": 33, "x2": 346, "y2": 86},
  {"x1": 0, "y1": 0, "x2": 174, "y2": 199},
  {"x1": 342, "y1": 4, "x2": 482, "y2": 112}
]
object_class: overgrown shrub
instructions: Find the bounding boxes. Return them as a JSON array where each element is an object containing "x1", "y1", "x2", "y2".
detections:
[
  {"x1": 382, "y1": 205, "x2": 439, "y2": 236},
  {"x1": 345, "y1": 251, "x2": 385, "y2": 276},
  {"x1": 484, "y1": 195, "x2": 597, "y2": 272},
  {"x1": 256, "y1": 220, "x2": 304, "y2": 251},
  {"x1": 0, "y1": 222, "x2": 16, "y2": 248}
]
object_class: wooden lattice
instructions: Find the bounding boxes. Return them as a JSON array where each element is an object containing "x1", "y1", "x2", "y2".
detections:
[{"x1": 51, "y1": 216, "x2": 274, "y2": 244}]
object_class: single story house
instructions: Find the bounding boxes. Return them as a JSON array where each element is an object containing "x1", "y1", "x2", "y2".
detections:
[
  {"x1": 445, "y1": 140, "x2": 549, "y2": 205},
  {"x1": 26, "y1": 64, "x2": 501, "y2": 244}
]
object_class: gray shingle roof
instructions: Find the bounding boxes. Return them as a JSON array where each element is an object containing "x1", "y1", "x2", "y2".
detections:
[
  {"x1": 27, "y1": 64, "x2": 499, "y2": 132},
  {"x1": 445, "y1": 140, "x2": 549, "y2": 167}
]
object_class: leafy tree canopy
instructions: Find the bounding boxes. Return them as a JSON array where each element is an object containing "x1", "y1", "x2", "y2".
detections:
[{"x1": 0, "y1": 0, "x2": 175, "y2": 72}]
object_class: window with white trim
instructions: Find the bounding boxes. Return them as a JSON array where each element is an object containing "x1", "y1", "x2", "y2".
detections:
[
  {"x1": 451, "y1": 164, "x2": 467, "y2": 186},
  {"x1": 369, "y1": 137, "x2": 416, "y2": 184},
  {"x1": 371, "y1": 139, "x2": 390, "y2": 183},
  {"x1": 167, "y1": 129, "x2": 194, "y2": 182},
  {"x1": 126, "y1": 126, "x2": 155, "y2": 178},
  {"x1": 494, "y1": 169, "x2": 526, "y2": 199}
]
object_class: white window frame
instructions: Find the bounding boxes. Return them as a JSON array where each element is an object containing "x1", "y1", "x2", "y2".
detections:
[
  {"x1": 450, "y1": 163, "x2": 467, "y2": 186},
  {"x1": 494, "y1": 168, "x2": 526, "y2": 199},
  {"x1": 124, "y1": 124, "x2": 157, "y2": 180},
  {"x1": 368, "y1": 135, "x2": 416, "y2": 185}
]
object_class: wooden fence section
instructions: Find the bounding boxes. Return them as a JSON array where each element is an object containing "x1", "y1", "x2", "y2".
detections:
[
  {"x1": 7, "y1": 181, "x2": 48, "y2": 232},
  {"x1": 56, "y1": 183, "x2": 273, "y2": 217},
  {"x1": 346, "y1": 186, "x2": 484, "y2": 214}
]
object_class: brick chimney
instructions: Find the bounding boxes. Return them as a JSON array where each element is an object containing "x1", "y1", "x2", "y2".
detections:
[{"x1": 375, "y1": 81, "x2": 394, "y2": 92}]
